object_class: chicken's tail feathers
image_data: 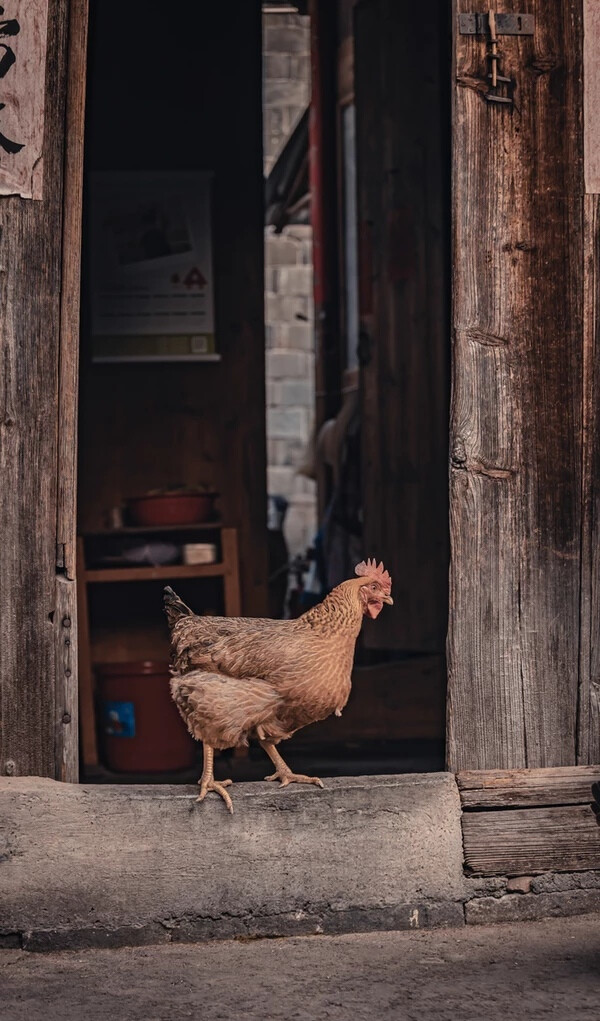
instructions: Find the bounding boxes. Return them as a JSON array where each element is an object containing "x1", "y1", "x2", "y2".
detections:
[{"x1": 163, "y1": 586, "x2": 194, "y2": 627}]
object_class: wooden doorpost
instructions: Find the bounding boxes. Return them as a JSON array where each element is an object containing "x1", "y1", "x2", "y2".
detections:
[
  {"x1": 448, "y1": 1, "x2": 584, "y2": 770},
  {"x1": 0, "y1": 0, "x2": 87, "y2": 781}
]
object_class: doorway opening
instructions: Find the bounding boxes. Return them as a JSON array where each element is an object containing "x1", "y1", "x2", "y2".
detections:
[
  {"x1": 75, "y1": 0, "x2": 451, "y2": 785},
  {"x1": 76, "y1": 0, "x2": 268, "y2": 782},
  {"x1": 273, "y1": 0, "x2": 452, "y2": 777}
]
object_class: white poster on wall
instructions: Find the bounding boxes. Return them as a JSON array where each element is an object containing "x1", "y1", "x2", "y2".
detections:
[
  {"x1": 0, "y1": 0, "x2": 49, "y2": 199},
  {"x1": 90, "y1": 172, "x2": 217, "y2": 362}
]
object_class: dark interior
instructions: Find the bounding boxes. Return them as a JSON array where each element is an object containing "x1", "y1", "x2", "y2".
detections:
[{"x1": 77, "y1": 0, "x2": 451, "y2": 784}]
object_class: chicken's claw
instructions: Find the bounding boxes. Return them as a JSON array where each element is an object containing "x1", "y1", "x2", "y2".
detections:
[
  {"x1": 265, "y1": 770, "x2": 324, "y2": 789},
  {"x1": 197, "y1": 778, "x2": 234, "y2": 813}
]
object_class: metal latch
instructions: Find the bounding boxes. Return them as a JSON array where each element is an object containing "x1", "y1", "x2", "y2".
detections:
[
  {"x1": 485, "y1": 11, "x2": 511, "y2": 105},
  {"x1": 460, "y1": 10, "x2": 532, "y2": 107},
  {"x1": 458, "y1": 12, "x2": 534, "y2": 36}
]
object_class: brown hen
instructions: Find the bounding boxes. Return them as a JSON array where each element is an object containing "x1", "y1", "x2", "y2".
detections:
[{"x1": 164, "y1": 558, "x2": 393, "y2": 812}]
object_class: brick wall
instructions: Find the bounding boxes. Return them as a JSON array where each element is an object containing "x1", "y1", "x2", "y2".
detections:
[
  {"x1": 263, "y1": 13, "x2": 316, "y2": 557},
  {"x1": 263, "y1": 14, "x2": 311, "y2": 175}
]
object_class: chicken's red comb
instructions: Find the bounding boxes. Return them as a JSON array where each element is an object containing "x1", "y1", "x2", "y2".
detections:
[{"x1": 354, "y1": 558, "x2": 392, "y2": 595}]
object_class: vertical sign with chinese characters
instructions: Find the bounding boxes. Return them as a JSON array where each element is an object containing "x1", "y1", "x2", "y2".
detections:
[
  {"x1": 585, "y1": 0, "x2": 600, "y2": 193},
  {"x1": 0, "y1": 1, "x2": 49, "y2": 199}
]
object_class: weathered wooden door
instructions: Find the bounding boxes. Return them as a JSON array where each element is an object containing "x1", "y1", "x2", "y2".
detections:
[
  {"x1": 354, "y1": 0, "x2": 450, "y2": 655},
  {"x1": 0, "y1": 0, "x2": 87, "y2": 781},
  {"x1": 448, "y1": 1, "x2": 587, "y2": 770}
]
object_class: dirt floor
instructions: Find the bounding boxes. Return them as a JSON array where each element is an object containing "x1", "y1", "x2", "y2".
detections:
[{"x1": 1, "y1": 913, "x2": 599, "y2": 1021}]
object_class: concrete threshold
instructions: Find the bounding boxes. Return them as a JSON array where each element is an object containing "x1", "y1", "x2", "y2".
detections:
[
  {"x1": 0, "y1": 774, "x2": 466, "y2": 950},
  {"x1": 3, "y1": 774, "x2": 599, "y2": 952}
]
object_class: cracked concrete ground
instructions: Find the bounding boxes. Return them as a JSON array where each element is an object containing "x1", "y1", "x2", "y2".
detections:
[{"x1": 1, "y1": 913, "x2": 599, "y2": 1021}]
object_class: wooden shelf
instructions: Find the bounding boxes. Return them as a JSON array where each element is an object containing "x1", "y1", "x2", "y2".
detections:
[
  {"x1": 84, "y1": 562, "x2": 226, "y2": 583},
  {"x1": 92, "y1": 354, "x2": 222, "y2": 364},
  {"x1": 77, "y1": 526, "x2": 242, "y2": 771},
  {"x1": 85, "y1": 522, "x2": 222, "y2": 537}
]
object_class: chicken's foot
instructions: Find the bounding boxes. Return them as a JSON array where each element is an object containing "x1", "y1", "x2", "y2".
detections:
[
  {"x1": 197, "y1": 744, "x2": 234, "y2": 814},
  {"x1": 260, "y1": 740, "x2": 324, "y2": 789}
]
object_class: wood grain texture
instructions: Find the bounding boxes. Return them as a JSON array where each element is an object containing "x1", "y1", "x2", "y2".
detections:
[
  {"x1": 0, "y1": 0, "x2": 49, "y2": 199},
  {"x1": 83, "y1": 563, "x2": 228, "y2": 584},
  {"x1": 51, "y1": 0, "x2": 88, "y2": 783},
  {"x1": 448, "y1": 0, "x2": 584, "y2": 769},
  {"x1": 355, "y1": 0, "x2": 450, "y2": 653},
  {"x1": 54, "y1": 576, "x2": 78, "y2": 782},
  {"x1": 462, "y1": 805, "x2": 600, "y2": 876},
  {"x1": 0, "y1": 0, "x2": 70, "y2": 778},
  {"x1": 579, "y1": 194, "x2": 600, "y2": 764},
  {"x1": 457, "y1": 766, "x2": 600, "y2": 808},
  {"x1": 583, "y1": 0, "x2": 600, "y2": 192},
  {"x1": 76, "y1": 538, "x2": 98, "y2": 769},
  {"x1": 56, "y1": 0, "x2": 87, "y2": 583},
  {"x1": 222, "y1": 527, "x2": 242, "y2": 618}
]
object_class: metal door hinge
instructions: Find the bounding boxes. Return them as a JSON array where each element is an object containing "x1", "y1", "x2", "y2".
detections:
[
  {"x1": 56, "y1": 541, "x2": 75, "y2": 578},
  {"x1": 459, "y1": 13, "x2": 534, "y2": 36}
]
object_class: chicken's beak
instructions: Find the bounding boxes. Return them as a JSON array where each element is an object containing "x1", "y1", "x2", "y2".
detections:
[{"x1": 382, "y1": 594, "x2": 394, "y2": 605}]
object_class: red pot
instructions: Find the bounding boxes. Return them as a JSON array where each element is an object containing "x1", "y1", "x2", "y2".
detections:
[
  {"x1": 127, "y1": 492, "x2": 215, "y2": 526},
  {"x1": 97, "y1": 661, "x2": 197, "y2": 773}
]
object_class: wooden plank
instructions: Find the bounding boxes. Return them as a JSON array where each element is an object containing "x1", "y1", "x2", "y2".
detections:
[
  {"x1": 54, "y1": 576, "x2": 78, "y2": 783},
  {"x1": 52, "y1": 0, "x2": 89, "y2": 784},
  {"x1": 462, "y1": 805, "x2": 600, "y2": 876},
  {"x1": 76, "y1": 538, "x2": 98, "y2": 769},
  {"x1": 447, "y1": 0, "x2": 584, "y2": 769},
  {"x1": 56, "y1": 0, "x2": 88, "y2": 583},
  {"x1": 355, "y1": 0, "x2": 450, "y2": 652},
  {"x1": 84, "y1": 563, "x2": 227, "y2": 584},
  {"x1": 85, "y1": 522, "x2": 222, "y2": 537},
  {"x1": 579, "y1": 194, "x2": 600, "y2": 763},
  {"x1": 457, "y1": 766, "x2": 600, "y2": 808},
  {"x1": 221, "y1": 527, "x2": 242, "y2": 617},
  {"x1": 0, "y1": 0, "x2": 70, "y2": 779},
  {"x1": 584, "y1": 0, "x2": 600, "y2": 192}
]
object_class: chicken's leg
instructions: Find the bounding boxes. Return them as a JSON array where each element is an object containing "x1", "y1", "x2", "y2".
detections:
[
  {"x1": 197, "y1": 744, "x2": 234, "y2": 813},
  {"x1": 260, "y1": 740, "x2": 324, "y2": 789}
]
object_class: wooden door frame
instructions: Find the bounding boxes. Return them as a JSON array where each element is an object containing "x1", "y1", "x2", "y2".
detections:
[
  {"x1": 0, "y1": 0, "x2": 88, "y2": 783},
  {"x1": 54, "y1": 0, "x2": 600, "y2": 804},
  {"x1": 56, "y1": 0, "x2": 89, "y2": 781},
  {"x1": 447, "y1": 0, "x2": 585, "y2": 770}
]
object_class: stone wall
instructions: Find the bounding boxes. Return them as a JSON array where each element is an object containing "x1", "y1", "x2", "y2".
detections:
[
  {"x1": 263, "y1": 14, "x2": 311, "y2": 176},
  {"x1": 263, "y1": 13, "x2": 316, "y2": 558}
]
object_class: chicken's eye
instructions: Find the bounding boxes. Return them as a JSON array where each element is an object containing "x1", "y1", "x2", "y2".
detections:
[{"x1": 371, "y1": 583, "x2": 377, "y2": 590}]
